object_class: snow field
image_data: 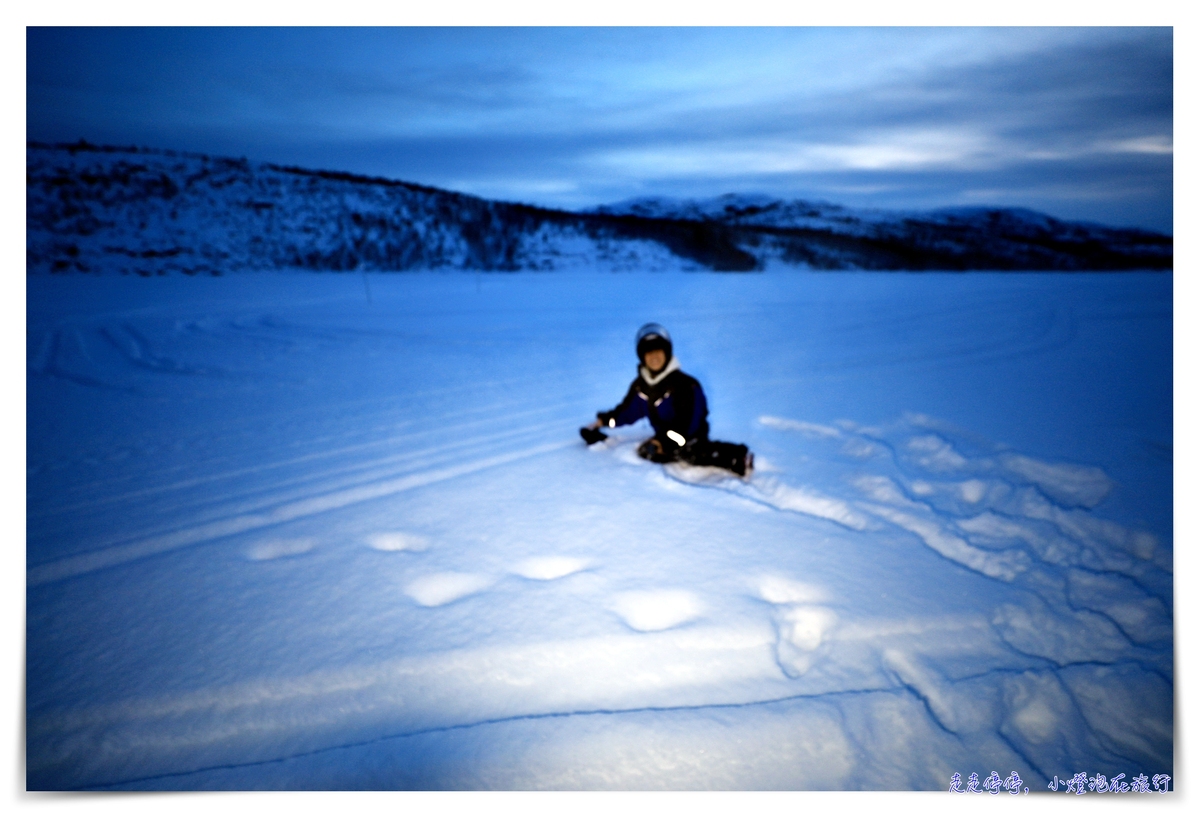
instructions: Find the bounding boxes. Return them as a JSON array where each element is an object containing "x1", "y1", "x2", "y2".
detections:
[{"x1": 26, "y1": 269, "x2": 1171, "y2": 789}]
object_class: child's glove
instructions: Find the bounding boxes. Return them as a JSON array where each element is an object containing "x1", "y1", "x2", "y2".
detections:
[{"x1": 579, "y1": 426, "x2": 608, "y2": 445}]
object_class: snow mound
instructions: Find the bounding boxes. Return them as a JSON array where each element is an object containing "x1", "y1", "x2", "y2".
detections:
[
  {"x1": 861, "y1": 503, "x2": 1031, "y2": 582},
  {"x1": 664, "y1": 462, "x2": 871, "y2": 530},
  {"x1": 999, "y1": 453, "x2": 1113, "y2": 508},
  {"x1": 756, "y1": 480, "x2": 872, "y2": 530},
  {"x1": 904, "y1": 434, "x2": 972, "y2": 471}
]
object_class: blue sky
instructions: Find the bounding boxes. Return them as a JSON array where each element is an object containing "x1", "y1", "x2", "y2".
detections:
[{"x1": 26, "y1": 27, "x2": 1173, "y2": 232}]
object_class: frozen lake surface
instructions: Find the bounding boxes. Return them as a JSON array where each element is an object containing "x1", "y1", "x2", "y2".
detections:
[{"x1": 26, "y1": 269, "x2": 1172, "y2": 790}]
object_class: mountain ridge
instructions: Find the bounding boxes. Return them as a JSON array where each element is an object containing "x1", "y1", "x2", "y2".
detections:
[{"x1": 27, "y1": 141, "x2": 1171, "y2": 275}]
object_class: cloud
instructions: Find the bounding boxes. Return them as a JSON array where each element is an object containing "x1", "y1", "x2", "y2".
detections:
[{"x1": 25, "y1": 27, "x2": 1172, "y2": 232}]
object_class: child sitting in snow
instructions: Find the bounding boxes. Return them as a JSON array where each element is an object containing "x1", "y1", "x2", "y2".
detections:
[{"x1": 581, "y1": 323, "x2": 753, "y2": 476}]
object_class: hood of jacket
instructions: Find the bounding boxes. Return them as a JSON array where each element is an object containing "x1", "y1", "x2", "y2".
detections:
[{"x1": 639, "y1": 355, "x2": 680, "y2": 387}]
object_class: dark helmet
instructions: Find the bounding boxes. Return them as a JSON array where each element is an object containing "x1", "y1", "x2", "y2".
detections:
[{"x1": 635, "y1": 322, "x2": 672, "y2": 362}]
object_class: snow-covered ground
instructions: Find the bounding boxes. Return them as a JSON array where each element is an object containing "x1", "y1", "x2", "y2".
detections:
[{"x1": 26, "y1": 268, "x2": 1172, "y2": 790}]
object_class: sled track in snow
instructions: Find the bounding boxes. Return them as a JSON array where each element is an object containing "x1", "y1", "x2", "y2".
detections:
[
  {"x1": 28, "y1": 437, "x2": 575, "y2": 586},
  {"x1": 30, "y1": 398, "x2": 581, "y2": 521}
]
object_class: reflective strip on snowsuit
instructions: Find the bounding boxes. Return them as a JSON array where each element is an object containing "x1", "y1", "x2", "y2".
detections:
[{"x1": 598, "y1": 368, "x2": 710, "y2": 448}]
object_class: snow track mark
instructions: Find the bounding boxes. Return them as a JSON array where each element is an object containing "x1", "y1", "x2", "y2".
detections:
[
  {"x1": 245, "y1": 538, "x2": 317, "y2": 561},
  {"x1": 27, "y1": 625, "x2": 779, "y2": 789},
  {"x1": 28, "y1": 439, "x2": 574, "y2": 586},
  {"x1": 860, "y1": 502, "x2": 1030, "y2": 582},
  {"x1": 31, "y1": 400, "x2": 576, "y2": 521},
  {"x1": 662, "y1": 461, "x2": 870, "y2": 530}
]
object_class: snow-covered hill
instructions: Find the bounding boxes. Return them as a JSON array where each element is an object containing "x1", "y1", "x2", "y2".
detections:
[
  {"x1": 28, "y1": 142, "x2": 1171, "y2": 275},
  {"x1": 589, "y1": 194, "x2": 1172, "y2": 271},
  {"x1": 590, "y1": 192, "x2": 902, "y2": 228},
  {"x1": 25, "y1": 142, "x2": 719, "y2": 276}
]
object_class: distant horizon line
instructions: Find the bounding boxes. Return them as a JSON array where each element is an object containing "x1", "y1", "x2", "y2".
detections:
[{"x1": 27, "y1": 138, "x2": 1173, "y2": 238}]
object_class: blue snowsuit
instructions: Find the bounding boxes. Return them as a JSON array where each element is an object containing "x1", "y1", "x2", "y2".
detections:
[
  {"x1": 591, "y1": 356, "x2": 751, "y2": 475},
  {"x1": 597, "y1": 357, "x2": 709, "y2": 457}
]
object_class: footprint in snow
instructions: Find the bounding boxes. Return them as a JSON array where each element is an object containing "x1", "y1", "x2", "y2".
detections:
[
  {"x1": 756, "y1": 575, "x2": 837, "y2": 677},
  {"x1": 405, "y1": 572, "x2": 493, "y2": 606},
  {"x1": 511, "y1": 556, "x2": 591, "y2": 580}
]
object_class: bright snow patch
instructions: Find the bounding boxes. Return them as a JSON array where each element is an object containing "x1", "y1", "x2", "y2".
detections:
[
  {"x1": 245, "y1": 538, "x2": 317, "y2": 561},
  {"x1": 610, "y1": 590, "x2": 705, "y2": 631},
  {"x1": 959, "y1": 479, "x2": 988, "y2": 503},
  {"x1": 365, "y1": 532, "x2": 429, "y2": 552},
  {"x1": 757, "y1": 576, "x2": 830, "y2": 605},
  {"x1": 775, "y1": 606, "x2": 837, "y2": 652},
  {"x1": 905, "y1": 434, "x2": 972, "y2": 471},
  {"x1": 404, "y1": 573, "x2": 494, "y2": 607},
  {"x1": 511, "y1": 556, "x2": 591, "y2": 580},
  {"x1": 772, "y1": 606, "x2": 838, "y2": 677},
  {"x1": 999, "y1": 453, "x2": 1113, "y2": 508},
  {"x1": 758, "y1": 415, "x2": 842, "y2": 438},
  {"x1": 752, "y1": 478, "x2": 871, "y2": 529}
]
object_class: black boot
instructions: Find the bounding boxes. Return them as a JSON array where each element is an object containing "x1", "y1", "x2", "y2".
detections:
[
  {"x1": 681, "y1": 439, "x2": 751, "y2": 476},
  {"x1": 721, "y1": 442, "x2": 752, "y2": 476}
]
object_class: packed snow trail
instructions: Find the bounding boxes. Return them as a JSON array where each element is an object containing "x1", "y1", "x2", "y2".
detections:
[{"x1": 26, "y1": 269, "x2": 1171, "y2": 789}]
